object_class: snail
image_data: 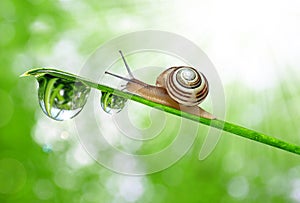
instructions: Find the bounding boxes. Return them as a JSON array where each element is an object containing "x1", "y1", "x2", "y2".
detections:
[{"x1": 105, "y1": 51, "x2": 215, "y2": 119}]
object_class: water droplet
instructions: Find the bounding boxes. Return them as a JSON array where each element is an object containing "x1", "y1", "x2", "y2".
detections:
[
  {"x1": 37, "y1": 74, "x2": 90, "y2": 121},
  {"x1": 100, "y1": 92, "x2": 127, "y2": 114},
  {"x1": 42, "y1": 144, "x2": 52, "y2": 153}
]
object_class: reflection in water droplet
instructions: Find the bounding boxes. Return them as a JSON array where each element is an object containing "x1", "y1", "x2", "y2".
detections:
[
  {"x1": 100, "y1": 92, "x2": 127, "y2": 114},
  {"x1": 37, "y1": 74, "x2": 90, "y2": 121}
]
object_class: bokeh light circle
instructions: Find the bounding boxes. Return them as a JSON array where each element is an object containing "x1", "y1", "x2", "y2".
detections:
[
  {"x1": 0, "y1": 89, "x2": 14, "y2": 128},
  {"x1": 0, "y1": 158, "x2": 27, "y2": 195}
]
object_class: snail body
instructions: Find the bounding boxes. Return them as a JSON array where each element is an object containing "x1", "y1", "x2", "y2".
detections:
[{"x1": 105, "y1": 51, "x2": 215, "y2": 119}]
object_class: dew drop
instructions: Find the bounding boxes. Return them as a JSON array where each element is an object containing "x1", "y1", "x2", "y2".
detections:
[
  {"x1": 42, "y1": 144, "x2": 52, "y2": 153},
  {"x1": 37, "y1": 74, "x2": 90, "y2": 121},
  {"x1": 100, "y1": 92, "x2": 127, "y2": 114}
]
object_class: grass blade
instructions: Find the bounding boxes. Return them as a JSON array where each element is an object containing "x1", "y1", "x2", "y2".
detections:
[{"x1": 21, "y1": 68, "x2": 300, "y2": 155}]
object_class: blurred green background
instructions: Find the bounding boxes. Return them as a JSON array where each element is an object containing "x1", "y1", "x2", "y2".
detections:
[{"x1": 1, "y1": 0, "x2": 300, "y2": 202}]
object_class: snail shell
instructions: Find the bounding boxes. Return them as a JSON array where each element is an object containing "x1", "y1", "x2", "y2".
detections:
[{"x1": 156, "y1": 66, "x2": 209, "y2": 106}]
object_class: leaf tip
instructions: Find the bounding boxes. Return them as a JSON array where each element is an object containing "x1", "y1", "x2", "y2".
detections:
[
  {"x1": 19, "y1": 68, "x2": 48, "y2": 78},
  {"x1": 19, "y1": 71, "x2": 31, "y2": 78}
]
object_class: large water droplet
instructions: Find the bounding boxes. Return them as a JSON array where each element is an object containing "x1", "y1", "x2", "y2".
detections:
[
  {"x1": 37, "y1": 74, "x2": 90, "y2": 121},
  {"x1": 100, "y1": 92, "x2": 127, "y2": 114}
]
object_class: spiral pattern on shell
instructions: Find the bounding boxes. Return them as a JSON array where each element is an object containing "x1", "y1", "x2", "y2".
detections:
[{"x1": 165, "y1": 66, "x2": 209, "y2": 106}]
